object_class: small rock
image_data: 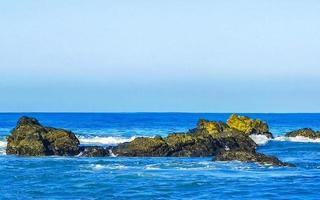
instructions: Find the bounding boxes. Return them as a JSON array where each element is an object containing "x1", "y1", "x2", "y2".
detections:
[
  {"x1": 215, "y1": 150, "x2": 294, "y2": 167},
  {"x1": 285, "y1": 128, "x2": 320, "y2": 139},
  {"x1": 79, "y1": 146, "x2": 110, "y2": 157}
]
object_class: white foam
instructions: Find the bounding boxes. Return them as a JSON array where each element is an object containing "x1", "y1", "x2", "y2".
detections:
[
  {"x1": 90, "y1": 164, "x2": 106, "y2": 170},
  {"x1": 78, "y1": 136, "x2": 139, "y2": 145},
  {"x1": 89, "y1": 164, "x2": 127, "y2": 170},
  {"x1": 108, "y1": 149, "x2": 117, "y2": 157},
  {"x1": 145, "y1": 164, "x2": 160, "y2": 170},
  {"x1": 0, "y1": 140, "x2": 7, "y2": 155},
  {"x1": 249, "y1": 134, "x2": 270, "y2": 145},
  {"x1": 274, "y1": 136, "x2": 320, "y2": 143}
]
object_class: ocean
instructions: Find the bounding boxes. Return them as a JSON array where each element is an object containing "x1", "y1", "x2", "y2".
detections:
[{"x1": 0, "y1": 113, "x2": 320, "y2": 199}]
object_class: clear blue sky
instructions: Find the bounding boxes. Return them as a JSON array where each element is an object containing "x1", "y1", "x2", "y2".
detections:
[{"x1": 0, "y1": 0, "x2": 319, "y2": 112}]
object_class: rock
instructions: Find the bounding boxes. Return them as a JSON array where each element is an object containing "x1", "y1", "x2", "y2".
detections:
[
  {"x1": 79, "y1": 146, "x2": 110, "y2": 157},
  {"x1": 113, "y1": 136, "x2": 170, "y2": 157},
  {"x1": 113, "y1": 120, "x2": 257, "y2": 157},
  {"x1": 227, "y1": 114, "x2": 273, "y2": 138},
  {"x1": 215, "y1": 150, "x2": 294, "y2": 167},
  {"x1": 285, "y1": 128, "x2": 320, "y2": 139},
  {"x1": 6, "y1": 117, "x2": 80, "y2": 156},
  {"x1": 196, "y1": 119, "x2": 229, "y2": 135}
]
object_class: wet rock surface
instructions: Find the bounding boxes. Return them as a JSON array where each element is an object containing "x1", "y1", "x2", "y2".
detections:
[
  {"x1": 215, "y1": 150, "x2": 295, "y2": 167},
  {"x1": 79, "y1": 146, "x2": 110, "y2": 157}
]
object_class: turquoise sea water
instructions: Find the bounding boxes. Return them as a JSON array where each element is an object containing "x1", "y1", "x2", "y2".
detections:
[{"x1": 1, "y1": 113, "x2": 320, "y2": 199}]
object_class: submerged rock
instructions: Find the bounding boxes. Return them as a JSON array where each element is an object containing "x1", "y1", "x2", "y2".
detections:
[
  {"x1": 227, "y1": 114, "x2": 273, "y2": 138},
  {"x1": 215, "y1": 150, "x2": 294, "y2": 167},
  {"x1": 285, "y1": 128, "x2": 320, "y2": 139},
  {"x1": 79, "y1": 146, "x2": 110, "y2": 157},
  {"x1": 6, "y1": 117, "x2": 80, "y2": 156}
]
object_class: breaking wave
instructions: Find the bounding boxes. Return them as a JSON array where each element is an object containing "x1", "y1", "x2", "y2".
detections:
[
  {"x1": 274, "y1": 136, "x2": 320, "y2": 143},
  {"x1": 249, "y1": 135, "x2": 270, "y2": 145},
  {"x1": 249, "y1": 134, "x2": 320, "y2": 145},
  {"x1": 77, "y1": 135, "x2": 142, "y2": 146},
  {"x1": 0, "y1": 140, "x2": 7, "y2": 155}
]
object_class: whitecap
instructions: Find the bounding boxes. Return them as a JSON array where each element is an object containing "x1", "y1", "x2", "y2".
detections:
[
  {"x1": 108, "y1": 149, "x2": 117, "y2": 157},
  {"x1": 274, "y1": 136, "x2": 320, "y2": 143},
  {"x1": 0, "y1": 140, "x2": 7, "y2": 155},
  {"x1": 88, "y1": 164, "x2": 127, "y2": 170},
  {"x1": 90, "y1": 164, "x2": 106, "y2": 170},
  {"x1": 77, "y1": 135, "x2": 140, "y2": 145},
  {"x1": 249, "y1": 134, "x2": 270, "y2": 145},
  {"x1": 145, "y1": 164, "x2": 160, "y2": 170}
]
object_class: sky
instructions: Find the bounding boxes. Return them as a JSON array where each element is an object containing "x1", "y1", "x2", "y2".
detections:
[{"x1": 0, "y1": 0, "x2": 320, "y2": 112}]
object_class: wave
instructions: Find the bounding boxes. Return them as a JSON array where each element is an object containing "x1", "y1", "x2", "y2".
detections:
[
  {"x1": 249, "y1": 135, "x2": 270, "y2": 145},
  {"x1": 77, "y1": 135, "x2": 141, "y2": 145},
  {"x1": 274, "y1": 136, "x2": 320, "y2": 143},
  {"x1": 0, "y1": 140, "x2": 7, "y2": 155},
  {"x1": 87, "y1": 164, "x2": 128, "y2": 171},
  {"x1": 249, "y1": 134, "x2": 320, "y2": 145}
]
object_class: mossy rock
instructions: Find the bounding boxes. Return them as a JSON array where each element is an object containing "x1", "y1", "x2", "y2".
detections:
[
  {"x1": 227, "y1": 114, "x2": 273, "y2": 138},
  {"x1": 6, "y1": 117, "x2": 80, "y2": 156},
  {"x1": 197, "y1": 119, "x2": 229, "y2": 135},
  {"x1": 113, "y1": 136, "x2": 170, "y2": 156},
  {"x1": 113, "y1": 125, "x2": 257, "y2": 157}
]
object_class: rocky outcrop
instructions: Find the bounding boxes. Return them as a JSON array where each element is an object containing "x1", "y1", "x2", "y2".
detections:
[
  {"x1": 6, "y1": 117, "x2": 80, "y2": 156},
  {"x1": 227, "y1": 114, "x2": 273, "y2": 138},
  {"x1": 285, "y1": 128, "x2": 320, "y2": 139},
  {"x1": 215, "y1": 150, "x2": 294, "y2": 167},
  {"x1": 113, "y1": 120, "x2": 257, "y2": 157},
  {"x1": 79, "y1": 146, "x2": 110, "y2": 157},
  {"x1": 6, "y1": 115, "x2": 290, "y2": 168}
]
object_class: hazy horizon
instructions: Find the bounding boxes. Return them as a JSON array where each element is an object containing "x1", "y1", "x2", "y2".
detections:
[{"x1": 1, "y1": 0, "x2": 320, "y2": 112}]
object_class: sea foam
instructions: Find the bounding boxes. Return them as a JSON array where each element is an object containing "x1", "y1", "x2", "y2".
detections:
[
  {"x1": 77, "y1": 135, "x2": 140, "y2": 145},
  {"x1": 274, "y1": 136, "x2": 320, "y2": 143},
  {"x1": 0, "y1": 140, "x2": 7, "y2": 155},
  {"x1": 249, "y1": 134, "x2": 270, "y2": 145}
]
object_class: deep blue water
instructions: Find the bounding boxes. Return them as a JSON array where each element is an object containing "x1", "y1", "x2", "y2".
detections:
[{"x1": 1, "y1": 113, "x2": 320, "y2": 199}]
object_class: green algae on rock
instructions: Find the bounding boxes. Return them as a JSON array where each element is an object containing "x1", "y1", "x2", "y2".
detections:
[
  {"x1": 227, "y1": 114, "x2": 273, "y2": 138},
  {"x1": 6, "y1": 117, "x2": 80, "y2": 156}
]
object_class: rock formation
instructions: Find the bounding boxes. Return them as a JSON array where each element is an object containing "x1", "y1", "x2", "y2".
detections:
[
  {"x1": 227, "y1": 114, "x2": 273, "y2": 138},
  {"x1": 6, "y1": 117, "x2": 80, "y2": 156},
  {"x1": 5, "y1": 115, "x2": 293, "y2": 167},
  {"x1": 285, "y1": 128, "x2": 320, "y2": 139}
]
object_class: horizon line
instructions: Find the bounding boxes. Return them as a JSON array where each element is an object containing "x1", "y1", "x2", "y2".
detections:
[{"x1": 1, "y1": 111, "x2": 320, "y2": 114}]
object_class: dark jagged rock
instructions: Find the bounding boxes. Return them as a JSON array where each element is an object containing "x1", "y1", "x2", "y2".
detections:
[
  {"x1": 215, "y1": 150, "x2": 295, "y2": 167},
  {"x1": 79, "y1": 146, "x2": 110, "y2": 157},
  {"x1": 113, "y1": 120, "x2": 257, "y2": 157},
  {"x1": 227, "y1": 114, "x2": 273, "y2": 138},
  {"x1": 285, "y1": 128, "x2": 320, "y2": 139},
  {"x1": 6, "y1": 117, "x2": 80, "y2": 156}
]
